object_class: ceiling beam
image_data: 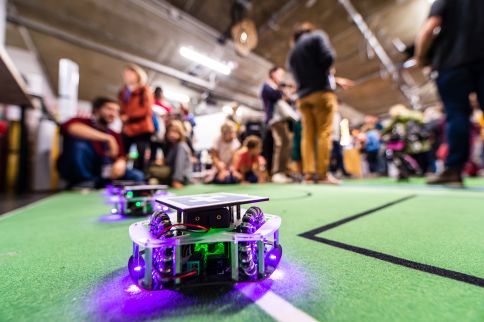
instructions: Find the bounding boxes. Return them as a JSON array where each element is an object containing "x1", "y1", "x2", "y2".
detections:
[
  {"x1": 8, "y1": 5, "x2": 54, "y2": 95},
  {"x1": 7, "y1": 13, "x2": 215, "y2": 90},
  {"x1": 131, "y1": 0, "x2": 271, "y2": 68},
  {"x1": 6, "y1": 13, "x2": 262, "y2": 109},
  {"x1": 338, "y1": 0, "x2": 421, "y2": 109},
  {"x1": 338, "y1": 0, "x2": 398, "y2": 82},
  {"x1": 257, "y1": 0, "x2": 302, "y2": 37},
  {"x1": 0, "y1": 0, "x2": 5, "y2": 46}
]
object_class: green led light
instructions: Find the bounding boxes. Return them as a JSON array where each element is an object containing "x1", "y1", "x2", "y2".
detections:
[
  {"x1": 126, "y1": 191, "x2": 133, "y2": 198},
  {"x1": 194, "y1": 243, "x2": 207, "y2": 253},
  {"x1": 194, "y1": 242, "x2": 225, "y2": 255},
  {"x1": 135, "y1": 201, "x2": 142, "y2": 207}
]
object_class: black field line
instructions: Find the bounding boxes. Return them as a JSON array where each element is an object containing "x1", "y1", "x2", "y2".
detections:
[
  {"x1": 305, "y1": 236, "x2": 484, "y2": 288},
  {"x1": 343, "y1": 183, "x2": 484, "y2": 193},
  {"x1": 300, "y1": 195, "x2": 416, "y2": 238},
  {"x1": 299, "y1": 194, "x2": 484, "y2": 288}
]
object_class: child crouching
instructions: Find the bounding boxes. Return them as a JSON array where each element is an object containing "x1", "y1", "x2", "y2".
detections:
[{"x1": 234, "y1": 135, "x2": 267, "y2": 183}]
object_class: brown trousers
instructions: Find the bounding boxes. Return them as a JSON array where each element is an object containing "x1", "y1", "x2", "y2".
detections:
[
  {"x1": 297, "y1": 91, "x2": 337, "y2": 177},
  {"x1": 271, "y1": 121, "x2": 292, "y2": 175}
]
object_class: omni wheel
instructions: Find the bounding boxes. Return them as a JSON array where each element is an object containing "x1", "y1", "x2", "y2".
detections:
[{"x1": 236, "y1": 221, "x2": 258, "y2": 279}]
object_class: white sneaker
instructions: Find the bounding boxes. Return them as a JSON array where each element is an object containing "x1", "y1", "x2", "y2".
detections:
[
  {"x1": 317, "y1": 173, "x2": 342, "y2": 185},
  {"x1": 272, "y1": 173, "x2": 292, "y2": 183}
]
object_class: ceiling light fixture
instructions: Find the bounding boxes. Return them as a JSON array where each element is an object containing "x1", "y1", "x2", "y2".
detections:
[
  {"x1": 240, "y1": 31, "x2": 248, "y2": 44},
  {"x1": 402, "y1": 58, "x2": 417, "y2": 69},
  {"x1": 222, "y1": 105, "x2": 233, "y2": 114},
  {"x1": 179, "y1": 47, "x2": 233, "y2": 75},
  {"x1": 164, "y1": 90, "x2": 190, "y2": 103}
]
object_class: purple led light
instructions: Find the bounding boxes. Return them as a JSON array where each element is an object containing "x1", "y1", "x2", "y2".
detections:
[
  {"x1": 125, "y1": 284, "x2": 141, "y2": 295},
  {"x1": 88, "y1": 257, "x2": 304, "y2": 320},
  {"x1": 98, "y1": 214, "x2": 127, "y2": 223},
  {"x1": 88, "y1": 272, "x2": 186, "y2": 320},
  {"x1": 105, "y1": 185, "x2": 115, "y2": 196},
  {"x1": 235, "y1": 260, "x2": 313, "y2": 305},
  {"x1": 109, "y1": 196, "x2": 119, "y2": 203},
  {"x1": 264, "y1": 246, "x2": 282, "y2": 270},
  {"x1": 128, "y1": 255, "x2": 146, "y2": 282},
  {"x1": 269, "y1": 269, "x2": 284, "y2": 280}
]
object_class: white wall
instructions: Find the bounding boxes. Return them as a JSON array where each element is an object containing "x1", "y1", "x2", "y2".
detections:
[
  {"x1": 0, "y1": 0, "x2": 5, "y2": 47},
  {"x1": 58, "y1": 58, "x2": 79, "y2": 123},
  {"x1": 192, "y1": 112, "x2": 228, "y2": 151},
  {"x1": 6, "y1": 46, "x2": 59, "y2": 191},
  {"x1": 6, "y1": 46, "x2": 56, "y2": 102}
]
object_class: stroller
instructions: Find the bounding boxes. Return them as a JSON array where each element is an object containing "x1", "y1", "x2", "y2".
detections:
[{"x1": 383, "y1": 121, "x2": 426, "y2": 181}]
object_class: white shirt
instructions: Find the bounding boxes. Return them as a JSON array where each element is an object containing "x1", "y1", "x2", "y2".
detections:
[
  {"x1": 213, "y1": 136, "x2": 241, "y2": 166},
  {"x1": 333, "y1": 112, "x2": 341, "y2": 141}
]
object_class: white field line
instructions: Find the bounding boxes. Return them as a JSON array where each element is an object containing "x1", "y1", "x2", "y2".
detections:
[{"x1": 238, "y1": 284, "x2": 320, "y2": 322}]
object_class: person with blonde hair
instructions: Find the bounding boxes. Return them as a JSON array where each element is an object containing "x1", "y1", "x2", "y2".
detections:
[
  {"x1": 210, "y1": 121, "x2": 242, "y2": 184},
  {"x1": 118, "y1": 64, "x2": 154, "y2": 172},
  {"x1": 163, "y1": 120, "x2": 192, "y2": 189}
]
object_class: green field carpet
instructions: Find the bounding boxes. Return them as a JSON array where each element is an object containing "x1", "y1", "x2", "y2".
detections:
[{"x1": 1, "y1": 180, "x2": 483, "y2": 321}]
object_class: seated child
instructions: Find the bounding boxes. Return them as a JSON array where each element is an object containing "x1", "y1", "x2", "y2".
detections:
[
  {"x1": 163, "y1": 120, "x2": 192, "y2": 189},
  {"x1": 234, "y1": 135, "x2": 267, "y2": 183},
  {"x1": 210, "y1": 121, "x2": 242, "y2": 184}
]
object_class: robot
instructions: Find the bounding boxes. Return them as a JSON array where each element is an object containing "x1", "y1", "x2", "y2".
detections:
[
  {"x1": 128, "y1": 193, "x2": 282, "y2": 290},
  {"x1": 106, "y1": 181, "x2": 171, "y2": 216}
]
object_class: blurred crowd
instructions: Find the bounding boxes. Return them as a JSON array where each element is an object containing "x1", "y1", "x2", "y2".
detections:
[
  {"x1": 349, "y1": 103, "x2": 484, "y2": 181},
  {"x1": 57, "y1": 64, "x2": 197, "y2": 189},
  {"x1": 56, "y1": 0, "x2": 484, "y2": 189}
]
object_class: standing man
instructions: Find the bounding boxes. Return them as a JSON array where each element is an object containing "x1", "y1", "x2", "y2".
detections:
[
  {"x1": 260, "y1": 66, "x2": 293, "y2": 183},
  {"x1": 288, "y1": 22, "x2": 340, "y2": 184},
  {"x1": 416, "y1": 0, "x2": 484, "y2": 186}
]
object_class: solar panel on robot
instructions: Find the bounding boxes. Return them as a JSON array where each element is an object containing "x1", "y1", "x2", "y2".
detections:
[
  {"x1": 128, "y1": 193, "x2": 282, "y2": 289},
  {"x1": 107, "y1": 181, "x2": 170, "y2": 216}
]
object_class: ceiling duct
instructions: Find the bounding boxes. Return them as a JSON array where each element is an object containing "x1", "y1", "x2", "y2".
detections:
[{"x1": 338, "y1": 0, "x2": 421, "y2": 109}]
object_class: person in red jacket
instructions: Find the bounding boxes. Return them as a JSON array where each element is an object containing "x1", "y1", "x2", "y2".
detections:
[{"x1": 119, "y1": 64, "x2": 154, "y2": 172}]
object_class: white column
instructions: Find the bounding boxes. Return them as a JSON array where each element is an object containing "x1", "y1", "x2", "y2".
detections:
[{"x1": 0, "y1": 0, "x2": 5, "y2": 47}]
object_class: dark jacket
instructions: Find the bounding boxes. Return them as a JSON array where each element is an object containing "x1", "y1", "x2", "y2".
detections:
[
  {"x1": 429, "y1": 0, "x2": 484, "y2": 70},
  {"x1": 260, "y1": 82, "x2": 283, "y2": 124},
  {"x1": 288, "y1": 30, "x2": 336, "y2": 99}
]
